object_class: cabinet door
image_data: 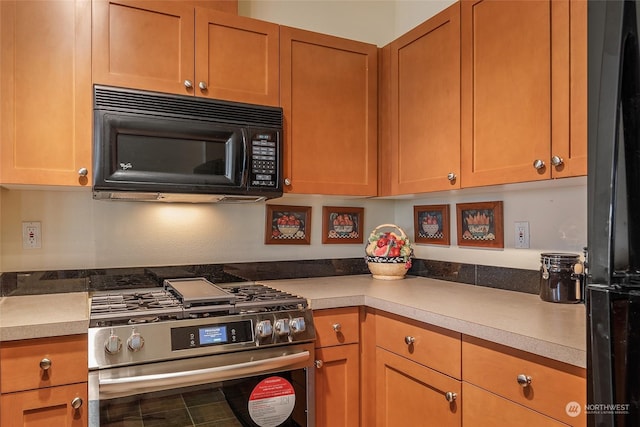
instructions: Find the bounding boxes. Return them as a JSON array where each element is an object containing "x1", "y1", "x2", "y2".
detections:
[
  {"x1": 195, "y1": 9, "x2": 279, "y2": 106},
  {"x1": 280, "y1": 26, "x2": 378, "y2": 196},
  {"x1": 92, "y1": 0, "x2": 195, "y2": 95},
  {"x1": 387, "y1": 3, "x2": 460, "y2": 194},
  {"x1": 463, "y1": 382, "x2": 570, "y2": 427},
  {"x1": 315, "y1": 344, "x2": 360, "y2": 427},
  {"x1": 376, "y1": 347, "x2": 461, "y2": 427},
  {"x1": 461, "y1": 0, "x2": 557, "y2": 187},
  {"x1": 551, "y1": 0, "x2": 587, "y2": 178},
  {"x1": 0, "y1": 382, "x2": 87, "y2": 427},
  {"x1": 0, "y1": 0, "x2": 91, "y2": 186}
]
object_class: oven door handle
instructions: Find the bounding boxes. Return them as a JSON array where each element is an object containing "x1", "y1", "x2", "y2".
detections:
[{"x1": 98, "y1": 350, "x2": 310, "y2": 396}]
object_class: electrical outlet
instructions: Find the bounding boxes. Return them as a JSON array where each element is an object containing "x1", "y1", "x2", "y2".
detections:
[
  {"x1": 22, "y1": 221, "x2": 41, "y2": 249},
  {"x1": 514, "y1": 221, "x2": 530, "y2": 249}
]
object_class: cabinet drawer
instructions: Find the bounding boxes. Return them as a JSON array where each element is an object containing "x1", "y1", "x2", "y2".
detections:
[
  {"x1": 462, "y1": 335, "x2": 585, "y2": 426},
  {"x1": 313, "y1": 307, "x2": 360, "y2": 348},
  {"x1": 0, "y1": 334, "x2": 88, "y2": 393},
  {"x1": 463, "y1": 382, "x2": 570, "y2": 427},
  {"x1": 375, "y1": 311, "x2": 461, "y2": 379},
  {"x1": 376, "y1": 347, "x2": 461, "y2": 427}
]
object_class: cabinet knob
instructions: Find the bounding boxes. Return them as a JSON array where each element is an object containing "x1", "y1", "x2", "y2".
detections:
[
  {"x1": 284, "y1": 178, "x2": 291, "y2": 186},
  {"x1": 532, "y1": 159, "x2": 545, "y2": 170},
  {"x1": 445, "y1": 391, "x2": 457, "y2": 402},
  {"x1": 184, "y1": 80, "x2": 193, "y2": 89},
  {"x1": 516, "y1": 374, "x2": 532, "y2": 387},
  {"x1": 404, "y1": 336, "x2": 415, "y2": 345},
  {"x1": 315, "y1": 360, "x2": 323, "y2": 368},
  {"x1": 39, "y1": 358, "x2": 52, "y2": 370},
  {"x1": 71, "y1": 397, "x2": 83, "y2": 410},
  {"x1": 551, "y1": 155, "x2": 564, "y2": 166},
  {"x1": 447, "y1": 172, "x2": 456, "y2": 182},
  {"x1": 78, "y1": 167, "x2": 88, "y2": 177},
  {"x1": 332, "y1": 323, "x2": 341, "y2": 332},
  {"x1": 199, "y1": 81, "x2": 208, "y2": 90}
]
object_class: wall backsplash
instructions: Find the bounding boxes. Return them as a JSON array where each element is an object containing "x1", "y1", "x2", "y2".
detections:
[
  {"x1": 0, "y1": 177, "x2": 586, "y2": 273},
  {"x1": 0, "y1": 257, "x2": 542, "y2": 298}
]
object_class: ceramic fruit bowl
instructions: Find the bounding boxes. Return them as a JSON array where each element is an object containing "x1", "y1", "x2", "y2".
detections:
[
  {"x1": 278, "y1": 225, "x2": 300, "y2": 236},
  {"x1": 365, "y1": 224, "x2": 413, "y2": 280}
]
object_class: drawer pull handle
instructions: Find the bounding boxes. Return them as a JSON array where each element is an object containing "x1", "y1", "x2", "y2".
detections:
[
  {"x1": 39, "y1": 358, "x2": 52, "y2": 371},
  {"x1": 71, "y1": 397, "x2": 83, "y2": 410},
  {"x1": 517, "y1": 374, "x2": 532, "y2": 387},
  {"x1": 404, "y1": 336, "x2": 415, "y2": 345},
  {"x1": 315, "y1": 360, "x2": 323, "y2": 369},
  {"x1": 445, "y1": 391, "x2": 457, "y2": 402},
  {"x1": 332, "y1": 323, "x2": 341, "y2": 332}
]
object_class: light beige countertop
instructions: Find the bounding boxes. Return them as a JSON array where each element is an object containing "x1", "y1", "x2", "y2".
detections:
[
  {"x1": 262, "y1": 275, "x2": 586, "y2": 368},
  {"x1": 0, "y1": 292, "x2": 89, "y2": 341}
]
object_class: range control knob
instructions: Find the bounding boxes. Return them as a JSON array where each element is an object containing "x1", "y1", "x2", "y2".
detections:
[
  {"x1": 274, "y1": 318, "x2": 290, "y2": 336},
  {"x1": 127, "y1": 329, "x2": 145, "y2": 352},
  {"x1": 256, "y1": 320, "x2": 273, "y2": 338},
  {"x1": 290, "y1": 317, "x2": 306, "y2": 334},
  {"x1": 104, "y1": 331, "x2": 122, "y2": 355}
]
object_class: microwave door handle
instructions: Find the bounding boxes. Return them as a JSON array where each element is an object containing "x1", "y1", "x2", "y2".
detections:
[{"x1": 98, "y1": 350, "x2": 310, "y2": 397}]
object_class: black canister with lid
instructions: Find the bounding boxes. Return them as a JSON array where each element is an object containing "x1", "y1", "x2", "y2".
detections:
[{"x1": 539, "y1": 253, "x2": 583, "y2": 303}]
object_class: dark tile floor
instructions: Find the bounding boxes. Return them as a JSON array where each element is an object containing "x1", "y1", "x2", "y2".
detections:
[{"x1": 100, "y1": 387, "x2": 243, "y2": 427}]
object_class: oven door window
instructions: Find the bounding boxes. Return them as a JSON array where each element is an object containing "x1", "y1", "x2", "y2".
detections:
[
  {"x1": 97, "y1": 112, "x2": 246, "y2": 187},
  {"x1": 98, "y1": 370, "x2": 307, "y2": 427}
]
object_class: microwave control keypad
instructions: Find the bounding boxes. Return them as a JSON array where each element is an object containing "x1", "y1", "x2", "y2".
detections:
[{"x1": 251, "y1": 134, "x2": 277, "y2": 187}]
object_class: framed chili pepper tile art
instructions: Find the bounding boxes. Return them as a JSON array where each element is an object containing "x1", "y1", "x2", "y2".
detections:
[
  {"x1": 265, "y1": 205, "x2": 311, "y2": 245},
  {"x1": 456, "y1": 201, "x2": 504, "y2": 248}
]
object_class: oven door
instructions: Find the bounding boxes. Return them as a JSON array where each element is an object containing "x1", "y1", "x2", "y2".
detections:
[{"x1": 88, "y1": 343, "x2": 315, "y2": 427}]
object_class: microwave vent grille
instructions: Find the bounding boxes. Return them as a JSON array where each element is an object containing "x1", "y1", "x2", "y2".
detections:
[{"x1": 94, "y1": 86, "x2": 282, "y2": 128}]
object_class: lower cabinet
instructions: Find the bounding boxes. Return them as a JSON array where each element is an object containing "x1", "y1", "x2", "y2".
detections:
[
  {"x1": 315, "y1": 344, "x2": 360, "y2": 426},
  {"x1": 462, "y1": 335, "x2": 586, "y2": 426},
  {"x1": 463, "y1": 382, "x2": 570, "y2": 427},
  {"x1": 313, "y1": 307, "x2": 361, "y2": 427},
  {"x1": 0, "y1": 334, "x2": 88, "y2": 427},
  {"x1": 376, "y1": 347, "x2": 461, "y2": 426},
  {"x1": 0, "y1": 382, "x2": 87, "y2": 427}
]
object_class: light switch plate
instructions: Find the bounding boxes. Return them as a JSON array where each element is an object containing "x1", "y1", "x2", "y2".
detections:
[{"x1": 514, "y1": 221, "x2": 530, "y2": 249}]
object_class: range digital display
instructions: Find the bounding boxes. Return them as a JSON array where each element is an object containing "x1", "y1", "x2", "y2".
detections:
[
  {"x1": 170, "y1": 320, "x2": 253, "y2": 351},
  {"x1": 199, "y1": 326, "x2": 228, "y2": 345}
]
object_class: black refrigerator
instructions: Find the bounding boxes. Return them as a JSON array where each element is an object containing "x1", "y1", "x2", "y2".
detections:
[{"x1": 588, "y1": 0, "x2": 640, "y2": 426}]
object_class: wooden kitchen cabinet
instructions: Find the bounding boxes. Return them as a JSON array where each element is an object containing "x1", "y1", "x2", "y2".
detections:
[
  {"x1": 463, "y1": 382, "x2": 570, "y2": 427},
  {"x1": 376, "y1": 347, "x2": 461, "y2": 427},
  {"x1": 462, "y1": 335, "x2": 586, "y2": 426},
  {"x1": 92, "y1": 0, "x2": 279, "y2": 106},
  {"x1": 313, "y1": 307, "x2": 360, "y2": 427},
  {"x1": 280, "y1": 27, "x2": 378, "y2": 196},
  {"x1": 0, "y1": 334, "x2": 88, "y2": 427},
  {"x1": 460, "y1": 0, "x2": 587, "y2": 187},
  {"x1": 374, "y1": 310, "x2": 462, "y2": 426},
  {"x1": 382, "y1": 2, "x2": 461, "y2": 195},
  {"x1": 0, "y1": 0, "x2": 92, "y2": 186}
]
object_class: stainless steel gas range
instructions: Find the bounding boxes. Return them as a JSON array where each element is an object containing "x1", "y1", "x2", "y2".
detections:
[{"x1": 88, "y1": 278, "x2": 316, "y2": 427}]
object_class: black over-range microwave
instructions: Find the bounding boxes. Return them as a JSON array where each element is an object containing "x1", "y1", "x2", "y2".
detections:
[{"x1": 92, "y1": 85, "x2": 283, "y2": 203}]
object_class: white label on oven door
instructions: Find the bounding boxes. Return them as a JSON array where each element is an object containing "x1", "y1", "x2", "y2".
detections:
[{"x1": 248, "y1": 376, "x2": 295, "y2": 427}]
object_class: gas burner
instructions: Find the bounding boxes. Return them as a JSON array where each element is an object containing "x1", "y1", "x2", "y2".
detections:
[
  {"x1": 89, "y1": 279, "x2": 308, "y2": 325},
  {"x1": 90, "y1": 288, "x2": 183, "y2": 326}
]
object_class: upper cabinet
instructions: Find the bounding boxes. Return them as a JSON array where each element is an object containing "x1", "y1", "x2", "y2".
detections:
[
  {"x1": 92, "y1": 0, "x2": 279, "y2": 106},
  {"x1": 460, "y1": 0, "x2": 586, "y2": 187},
  {"x1": 280, "y1": 27, "x2": 378, "y2": 196},
  {"x1": 381, "y1": 3, "x2": 461, "y2": 196},
  {"x1": 0, "y1": 0, "x2": 92, "y2": 186}
]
